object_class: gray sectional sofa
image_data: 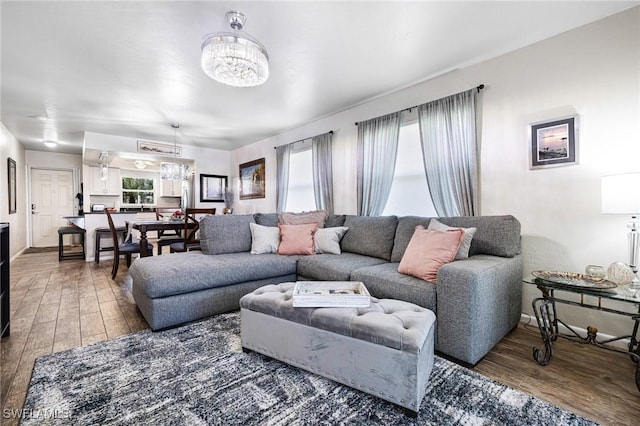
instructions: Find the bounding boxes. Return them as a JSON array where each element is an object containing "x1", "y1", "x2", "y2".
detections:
[{"x1": 129, "y1": 213, "x2": 522, "y2": 365}]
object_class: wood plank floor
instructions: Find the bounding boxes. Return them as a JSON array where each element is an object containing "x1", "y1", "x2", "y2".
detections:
[{"x1": 1, "y1": 250, "x2": 639, "y2": 425}]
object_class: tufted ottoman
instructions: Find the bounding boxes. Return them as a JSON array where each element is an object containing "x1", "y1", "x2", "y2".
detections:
[{"x1": 239, "y1": 282, "x2": 436, "y2": 415}]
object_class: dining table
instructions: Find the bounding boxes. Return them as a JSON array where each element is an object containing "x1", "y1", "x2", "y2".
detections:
[{"x1": 131, "y1": 219, "x2": 195, "y2": 257}]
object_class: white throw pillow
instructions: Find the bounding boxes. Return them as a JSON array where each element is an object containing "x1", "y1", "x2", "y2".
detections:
[
  {"x1": 314, "y1": 227, "x2": 349, "y2": 254},
  {"x1": 427, "y1": 219, "x2": 476, "y2": 260},
  {"x1": 249, "y1": 223, "x2": 280, "y2": 254}
]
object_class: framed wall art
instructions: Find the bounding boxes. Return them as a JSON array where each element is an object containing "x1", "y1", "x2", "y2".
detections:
[
  {"x1": 529, "y1": 115, "x2": 578, "y2": 169},
  {"x1": 137, "y1": 140, "x2": 182, "y2": 157},
  {"x1": 199, "y1": 174, "x2": 227, "y2": 202},
  {"x1": 7, "y1": 158, "x2": 16, "y2": 214},
  {"x1": 239, "y1": 158, "x2": 266, "y2": 200}
]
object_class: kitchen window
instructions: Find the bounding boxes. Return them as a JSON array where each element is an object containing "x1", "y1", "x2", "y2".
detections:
[{"x1": 122, "y1": 177, "x2": 155, "y2": 205}]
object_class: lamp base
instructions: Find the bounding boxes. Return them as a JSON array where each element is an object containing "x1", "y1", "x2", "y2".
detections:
[{"x1": 630, "y1": 273, "x2": 640, "y2": 289}]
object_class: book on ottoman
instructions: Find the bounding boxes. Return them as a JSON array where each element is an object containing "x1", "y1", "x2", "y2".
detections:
[{"x1": 292, "y1": 281, "x2": 371, "y2": 308}]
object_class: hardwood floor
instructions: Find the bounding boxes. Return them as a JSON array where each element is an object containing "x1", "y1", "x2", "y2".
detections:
[{"x1": 1, "y1": 250, "x2": 639, "y2": 425}]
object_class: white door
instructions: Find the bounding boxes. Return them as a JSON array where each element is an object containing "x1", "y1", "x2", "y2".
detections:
[{"x1": 31, "y1": 169, "x2": 75, "y2": 247}]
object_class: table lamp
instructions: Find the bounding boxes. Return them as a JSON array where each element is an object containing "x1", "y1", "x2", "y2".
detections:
[{"x1": 602, "y1": 172, "x2": 640, "y2": 286}]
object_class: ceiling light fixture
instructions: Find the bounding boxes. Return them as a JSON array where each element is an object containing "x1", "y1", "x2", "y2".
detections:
[
  {"x1": 99, "y1": 152, "x2": 109, "y2": 181},
  {"x1": 133, "y1": 160, "x2": 147, "y2": 170},
  {"x1": 160, "y1": 124, "x2": 189, "y2": 181},
  {"x1": 200, "y1": 10, "x2": 269, "y2": 87},
  {"x1": 43, "y1": 140, "x2": 57, "y2": 148}
]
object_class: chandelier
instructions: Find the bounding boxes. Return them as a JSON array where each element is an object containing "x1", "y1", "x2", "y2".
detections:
[
  {"x1": 160, "y1": 124, "x2": 189, "y2": 181},
  {"x1": 200, "y1": 11, "x2": 269, "y2": 87}
]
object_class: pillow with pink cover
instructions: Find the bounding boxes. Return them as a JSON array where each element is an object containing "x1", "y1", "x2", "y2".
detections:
[
  {"x1": 277, "y1": 223, "x2": 319, "y2": 256},
  {"x1": 397, "y1": 225, "x2": 465, "y2": 282}
]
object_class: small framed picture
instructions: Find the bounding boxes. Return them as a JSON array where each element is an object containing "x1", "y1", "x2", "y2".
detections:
[
  {"x1": 529, "y1": 116, "x2": 578, "y2": 169},
  {"x1": 137, "y1": 140, "x2": 182, "y2": 157},
  {"x1": 199, "y1": 174, "x2": 227, "y2": 202}
]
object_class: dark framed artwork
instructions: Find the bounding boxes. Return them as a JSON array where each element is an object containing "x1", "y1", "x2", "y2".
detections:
[
  {"x1": 530, "y1": 115, "x2": 578, "y2": 169},
  {"x1": 239, "y1": 158, "x2": 266, "y2": 200},
  {"x1": 7, "y1": 158, "x2": 16, "y2": 214},
  {"x1": 199, "y1": 174, "x2": 227, "y2": 202}
]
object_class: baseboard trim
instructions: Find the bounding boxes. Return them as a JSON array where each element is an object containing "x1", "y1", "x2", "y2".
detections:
[{"x1": 519, "y1": 313, "x2": 631, "y2": 352}]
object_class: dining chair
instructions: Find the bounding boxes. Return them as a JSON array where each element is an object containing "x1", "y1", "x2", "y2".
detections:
[
  {"x1": 155, "y1": 207, "x2": 184, "y2": 255},
  {"x1": 169, "y1": 208, "x2": 216, "y2": 254},
  {"x1": 105, "y1": 209, "x2": 154, "y2": 279}
]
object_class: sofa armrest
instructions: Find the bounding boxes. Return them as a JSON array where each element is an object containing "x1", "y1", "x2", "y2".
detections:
[{"x1": 435, "y1": 254, "x2": 523, "y2": 365}]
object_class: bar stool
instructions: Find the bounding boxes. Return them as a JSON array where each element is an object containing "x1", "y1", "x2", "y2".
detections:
[
  {"x1": 58, "y1": 226, "x2": 86, "y2": 261},
  {"x1": 94, "y1": 226, "x2": 127, "y2": 263}
]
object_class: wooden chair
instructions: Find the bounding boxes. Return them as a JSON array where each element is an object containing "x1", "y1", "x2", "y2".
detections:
[
  {"x1": 169, "y1": 208, "x2": 216, "y2": 254},
  {"x1": 155, "y1": 207, "x2": 183, "y2": 255},
  {"x1": 105, "y1": 209, "x2": 154, "y2": 280}
]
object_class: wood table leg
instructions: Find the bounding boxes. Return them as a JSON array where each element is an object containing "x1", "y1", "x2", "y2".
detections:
[{"x1": 139, "y1": 229, "x2": 151, "y2": 257}]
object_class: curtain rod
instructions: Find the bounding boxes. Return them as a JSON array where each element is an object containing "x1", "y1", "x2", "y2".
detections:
[
  {"x1": 355, "y1": 84, "x2": 485, "y2": 126},
  {"x1": 273, "y1": 130, "x2": 333, "y2": 149}
]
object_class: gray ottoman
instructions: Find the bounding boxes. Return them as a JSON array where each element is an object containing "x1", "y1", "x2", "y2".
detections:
[{"x1": 239, "y1": 282, "x2": 436, "y2": 415}]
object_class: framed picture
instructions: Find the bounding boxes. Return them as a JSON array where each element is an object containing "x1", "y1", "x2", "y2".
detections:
[
  {"x1": 7, "y1": 158, "x2": 16, "y2": 214},
  {"x1": 239, "y1": 158, "x2": 266, "y2": 200},
  {"x1": 199, "y1": 174, "x2": 227, "y2": 202},
  {"x1": 137, "y1": 140, "x2": 182, "y2": 157},
  {"x1": 529, "y1": 116, "x2": 578, "y2": 169}
]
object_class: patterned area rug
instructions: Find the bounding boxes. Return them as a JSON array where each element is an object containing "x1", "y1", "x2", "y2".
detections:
[{"x1": 22, "y1": 312, "x2": 596, "y2": 425}]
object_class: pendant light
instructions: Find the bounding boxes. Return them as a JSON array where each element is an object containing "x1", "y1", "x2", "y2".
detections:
[{"x1": 160, "y1": 123, "x2": 189, "y2": 180}]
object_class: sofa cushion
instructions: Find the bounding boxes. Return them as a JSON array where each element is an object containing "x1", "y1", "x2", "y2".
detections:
[
  {"x1": 130, "y1": 252, "x2": 299, "y2": 299},
  {"x1": 254, "y1": 213, "x2": 279, "y2": 227},
  {"x1": 200, "y1": 214, "x2": 255, "y2": 255},
  {"x1": 297, "y1": 252, "x2": 388, "y2": 281},
  {"x1": 340, "y1": 215, "x2": 398, "y2": 260},
  {"x1": 325, "y1": 214, "x2": 346, "y2": 228},
  {"x1": 398, "y1": 226, "x2": 464, "y2": 282},
  {"x1": 351, "y1": 263, "x2": 437, "y2": 312},
  {"x1": 391, "y1": 215, "x2": 521, "y2": 262},
  {"x1": 250, "y1": 223, "x2": 280, "y2": 254},
  {"x1": 278, "y1": 223, "x2": 318, "y2": 255},
  {"x1": 438, "y1": 216, "x2": 521, "y2": 257}
]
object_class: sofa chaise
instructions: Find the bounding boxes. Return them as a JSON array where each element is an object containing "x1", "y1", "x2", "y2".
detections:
[{"x1": 129, "y1": 213, "x2": 522, "y2": 365}]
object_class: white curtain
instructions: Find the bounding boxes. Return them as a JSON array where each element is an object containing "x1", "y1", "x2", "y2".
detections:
[
  {"x1": 356, "y1": 112, "x2": 402, "y2": 216},
  {"x1": 312, "y1": 132, "x2": 334, "y2": 214},
  {"x1": 275, "y1": 144, "x2": 291, "y2": 212},
  {"x1": 418, "y1": 89, "x2": 478, "y2": 217}
]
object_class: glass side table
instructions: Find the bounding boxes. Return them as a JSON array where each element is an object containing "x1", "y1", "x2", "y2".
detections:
[{"x1": 523, "y1": 274, "x2": 640, "y2": 391}]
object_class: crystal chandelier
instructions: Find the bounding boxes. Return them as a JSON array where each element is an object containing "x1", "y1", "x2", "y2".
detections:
[
  {"x1": 201, "y1": 11, "x2": 269, "y2": 87},
  {"x1": 160, "y1": 124, "x2": 189, "y2": 181}
]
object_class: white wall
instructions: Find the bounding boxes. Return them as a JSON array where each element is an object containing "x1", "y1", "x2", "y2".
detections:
[
  {"x1": 0, "y1": 123, "x2": 27, "y2": 259},
  {"x1": 231, "y1": 7, "x2": 640, "y2": 337}
]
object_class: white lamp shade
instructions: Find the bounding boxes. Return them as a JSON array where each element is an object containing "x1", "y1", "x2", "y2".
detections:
[{"x1": 602, "y1": 173, "x2": 640, "y2": 214}]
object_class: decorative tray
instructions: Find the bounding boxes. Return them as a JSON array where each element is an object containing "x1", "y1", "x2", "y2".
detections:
[
  {"x1": 292, "y1": 281, "x2": 371, "y2": 308},
  {"x1": 531, "y1": 270, "x2": 617, "y2": 289}
]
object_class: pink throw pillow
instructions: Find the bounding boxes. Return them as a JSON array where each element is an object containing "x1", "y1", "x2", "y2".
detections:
[
  {"x1": 398, "y1": 225, "x2": 465, "y2": 282},
  {"x1": 277, "y1": 223, "x2": 319, "y2": 255}
]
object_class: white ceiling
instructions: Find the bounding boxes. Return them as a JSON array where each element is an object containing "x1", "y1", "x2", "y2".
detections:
[{"x1": 2, "y1": 1, "x2": 638, "y2": 155}]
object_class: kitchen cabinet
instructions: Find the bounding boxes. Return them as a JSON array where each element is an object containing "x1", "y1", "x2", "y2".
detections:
[
  {"x1": 88, "y1": 166, "x2": 121, "y2": 196},
  {"x1": 160, "y1": 178, "x2": 183, "y2": 197}
]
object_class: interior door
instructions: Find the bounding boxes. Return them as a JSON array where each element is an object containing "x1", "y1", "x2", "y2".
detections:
[{"x1": 31, "y1": 169, "x2": 75, "y2": 247}]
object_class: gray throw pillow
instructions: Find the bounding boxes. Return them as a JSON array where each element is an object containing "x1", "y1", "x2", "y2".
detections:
[{"x1": 200, "y1": 214, "x2": 255, "y2": 255}]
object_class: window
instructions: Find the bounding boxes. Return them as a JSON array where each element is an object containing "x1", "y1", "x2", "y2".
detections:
[
  {"x1": 122, "y1": 177, "x2": 154, "y2": 205},
  {"x1": 285, "y1": 146, "x2": 315, "y2": 212},
  {"x1": 382, "y1": 121, "x2": 437, "y2": 217}
]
